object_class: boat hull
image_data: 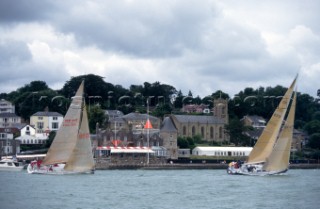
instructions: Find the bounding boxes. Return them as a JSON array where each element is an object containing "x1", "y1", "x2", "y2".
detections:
[
  {"x1": 0, "y1": 166, "x2": 24, "y2": 172},
  {"x1": 227, "y1": 163, "x2": 288, "y2": 176},
  {"x1": 0, "y1": 159, "x2": 24, "y2": 172},
  {"x1": 27, "y1": 161, "x2": 94, "y2": 175}
]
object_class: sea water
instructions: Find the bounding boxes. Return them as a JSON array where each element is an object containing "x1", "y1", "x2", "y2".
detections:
[{"x1": 0, "y1": 169, "x2": 319, "y2": 209}]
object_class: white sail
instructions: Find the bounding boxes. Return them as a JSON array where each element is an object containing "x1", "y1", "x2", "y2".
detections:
[
  {"x1": 263, "y1": 92, "x2": 296, "y2": 172},
  {"x1": 43, "y1": 81, "x2": 84, "y2": 165},
  {"x1": 246, "y1": 76, "x2": 297, "y2": 164},
  {"x1": 64, "y1": 104, "x2": 95, "y2": 172},
  {"x1": 227, "y1": 75, "x2": 298, "y2": 176},
  {"x1": 28, "y1": 80, "x2": 96, "y2": 174}
]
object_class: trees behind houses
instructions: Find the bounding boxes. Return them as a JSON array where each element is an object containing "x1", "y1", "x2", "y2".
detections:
[{"x1": 1, "y1": 74, "x2": 320, "y2": 151}]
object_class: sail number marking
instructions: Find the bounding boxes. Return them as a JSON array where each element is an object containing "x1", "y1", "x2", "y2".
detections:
[
  {"x1": 79, "y1": 133, "x2": 90, "y2": 139},
  {"x1": 63, "y1": 119, "x2": 78, "y2": 127}
]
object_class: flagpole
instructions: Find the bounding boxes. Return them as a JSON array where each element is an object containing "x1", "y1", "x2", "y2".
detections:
[{"x1": 147, "y1": 98, "x2": 149, "y2": 165}]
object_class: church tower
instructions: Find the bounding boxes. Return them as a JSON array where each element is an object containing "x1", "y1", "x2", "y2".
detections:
[{"x1": 213, "y1": 98, "x2": 229, "y2": 124}]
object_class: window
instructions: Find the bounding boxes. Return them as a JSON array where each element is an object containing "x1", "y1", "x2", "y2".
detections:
[
  {"x1": 183, "y1": 126, "x2": 187, "y2": 135},
  {"x1": 219, "y1": 127, "x2": 223, "y2": 138},
  {"x1": 38, "y1": 117, "x2": 43, "y2": 120},
  {"x1": 201, "y1": 127, "x2": 204, "y2": 137},
  {"x1": 210, "y1": 127, "x2": 214, "y2": 138},
  {"x1": 53, "y1": 117, "x2": 58, "y2": 120},
  {"x1": 52, "y1": 122, "x2": 59, "y2": 129},
  {"x1": 37, "y1": 122, "x2": 44, "y2": 129},
  {"x1": 192, "y1": 126, "x2": 195, "y2": 136}
]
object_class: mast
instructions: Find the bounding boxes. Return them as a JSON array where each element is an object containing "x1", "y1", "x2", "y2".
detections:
[{"x1": 147, "y1": 98, "x2": 150, "y2": 164}]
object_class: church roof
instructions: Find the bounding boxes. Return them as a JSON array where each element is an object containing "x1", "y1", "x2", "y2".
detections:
[{"x1": 173, "y1": 115, "x2": 225, "y2": 124}]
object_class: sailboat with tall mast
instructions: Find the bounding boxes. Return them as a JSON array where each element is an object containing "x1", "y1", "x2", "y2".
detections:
[
  {"x1": 227, "y1": 76, "x2": 297, "y2": 176},
  {"x1": 27, "y1": 81, "x2": 95, "y2": 174}
]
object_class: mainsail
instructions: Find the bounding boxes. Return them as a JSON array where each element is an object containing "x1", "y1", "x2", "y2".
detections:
[
  {"x1": 263, "y1": 92, "x2": 297, "y2": 172},
  {"x1": 43, "y1": 81, "x2": 85, "y2": 165},
  {"x1": 64, "y1": 104, "x2": 95, "y2": 172},
  {"x1": 246, "y1": 76, "x2": 297, "y2": 164}
]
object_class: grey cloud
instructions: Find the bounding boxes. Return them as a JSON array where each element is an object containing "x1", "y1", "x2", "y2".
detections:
[
  {"x1": 0, "y1": 0, "x2": 57, "y2": 23},
  {"x1": 0, "y1": 40, "x2": 68, "y2": 92},
  {"x1": 49, "y1": 1, "x2": 218, "y2": 58},
  {"x1": 0, "y1": 41, "x2": 32, "y2": 79}
]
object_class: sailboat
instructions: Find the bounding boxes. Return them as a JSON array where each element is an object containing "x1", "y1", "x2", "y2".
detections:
[
  {"x1": 227, "y1": 76, "x2": 297, "y2": 176},
  {"x1": 27, "y1": 81, "x2": 95, "y2": 174}
]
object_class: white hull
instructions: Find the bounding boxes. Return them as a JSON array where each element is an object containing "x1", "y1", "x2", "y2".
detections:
[
  {"x1": 227, "y1": 163, "x2": 288, "y2": 176},
  {"x1": 27, "y1": 161, "x2": 94, "y2": 175},
  {"x1": 0, "y1": 159, "x2": 24, "y2": 172},
  {"x1": 0, "y1": 166, "x2": 24, "y2": 172}
]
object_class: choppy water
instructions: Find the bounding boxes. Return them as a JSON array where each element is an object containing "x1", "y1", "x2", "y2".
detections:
[{"x1": 0, "y1": 169, "x2": 319, "y2": 209}]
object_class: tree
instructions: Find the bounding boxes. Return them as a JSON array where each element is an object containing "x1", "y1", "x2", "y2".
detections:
[
  {"x1": 45, "y1": 131, "x2": 56, "y2": 148},
  {"x1": 17, "y1": 81, "x2": 49, "y2": 93},
  {"x1": 304, "y1": 120, "x2": 320, "y2": 135},
  {"x1": 312, "y1": 111, "x2": 320, "y2": 121},
  {"x1": 173, "y1": 90, "x2": 184, "y2": 109},
  {"x1": 60, "y1": 74, "x2": 115, "y2": 109},
  {"x1": 88, "y1": 105, "x2": 107, "y2": 133},
  {"x1": 193, "y1": 135, "x2": 202, "y2": 144},
  {"x1": 14, "y1": 89, "x2": 68, "y2": 121},
  {"x1": 153, "y1": 103, "x2": 172, "y2": 119},
  {"x1": 225, "y1": 117, "x2": 250, "y2": 146},
  {"x1": 177, "y1": 136, "x2": 189, "y2": 148},
  {"x1": 308, "y1": 133, "x2": 320, "y2": 149}
]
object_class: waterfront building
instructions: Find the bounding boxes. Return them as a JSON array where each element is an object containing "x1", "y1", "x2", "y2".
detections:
[
  {"x1": 15, "y1": 125, "x2": 47, "y2": 145},
  {"x1": 30, "y1": 110, "x2": 63, "y2": 136},
  {"x1": 95, "y1": 112, "x2": 167, "y2": 164},
  {"x1": 0, "y1": 129, "x2": 20, "y2": 156},
  {"x1": 0, "y1": 113, "x2": 21, "y2": 128},
  {"x1": 160, "y1": 117, "x2": 178, "y2": 159}
]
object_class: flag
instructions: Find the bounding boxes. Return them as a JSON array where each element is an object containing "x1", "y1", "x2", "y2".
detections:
[{"x1": 144, "y1": 119, "x2": 153, "y2": 129}]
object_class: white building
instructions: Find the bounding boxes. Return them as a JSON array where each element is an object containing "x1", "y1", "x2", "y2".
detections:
[
  {"x1": 192, "y1": 146, "x2": 253, "y2": 157},
  {"x1": 0, "y1": 113, "x2": 21, "y2": 128},
  {"x1": 30, "y1": 111, "x2": 63, "y2": 136},
  {"x1": 0, "y1": 99, "x2": 15, "y2": 113},
  {"x1": 0, "y1": 131, "x2": 20, "y2": 155},
  {"x1": 15, "y1": 111, "x2": 63, "y2": 146},
  {"x1": 15, "y1": 125, "x2": 47, "y2": 145}
]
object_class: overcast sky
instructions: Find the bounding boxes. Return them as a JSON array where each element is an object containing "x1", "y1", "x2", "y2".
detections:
[{"x1": 1, "y1": 0, "x2": 319, "y2": 98}]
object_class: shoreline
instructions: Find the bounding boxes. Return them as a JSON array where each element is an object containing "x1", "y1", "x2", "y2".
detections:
[{"x1": 96, "y1": 163, "x2": 320, "y2": 170}]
